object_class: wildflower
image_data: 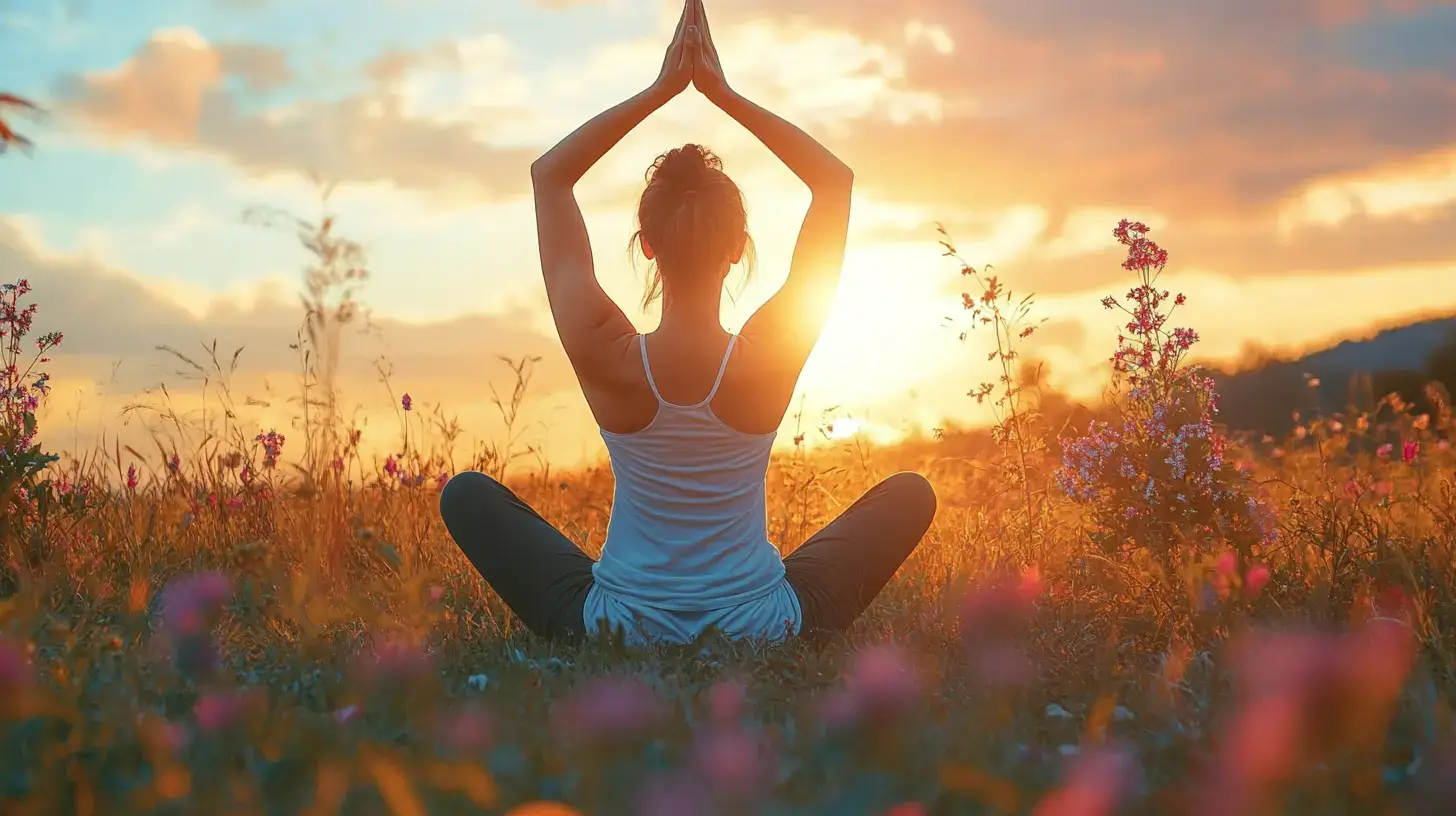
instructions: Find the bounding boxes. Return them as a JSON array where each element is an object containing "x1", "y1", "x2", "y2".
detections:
[
  {"x1": 255, "y1": 429, "x2": 285, "y2": 468},
  {"x1": 160, "y1": 572, "x2": 233, "y2": 637},
  {"x1": 439, "y1": 702, "x2": 493, "y2": 754},
  {"x1": 334, "y1": 705, "x2": 361, "y2": 724},
  {"x1": 960, "y1": 573, "x2": 1039, "y2": 684},
  {"x1": 239, "y1": 465, "x2": 253, "y2": 485},
  {"x1": 331, "y1": 455, "x2": 345, "y2": 472},
  {"x1": 125, "y1": 465, "x2": 138, "y2": 490},
  {"x1": 1244, "y1": 564, "x2": 1271, "y2": 599},
  {"x1": 401, "y1": 393, "x2": 412, "y2": 412},
  {"x1": 167, "y1": 453, "x2": 180, "y2": 472},
  {"x1": 1377, "y1": 443, "x2": 1394, "y2": 460},
  {"x1": 194, "y1": 689, "x2": 256, "y2": 733},
  {"x1": 844, "y1": 643, "x2": 921, "y2": 716},
  {"x1": 1402, "y1": 440, "x2": 1419, "y2": 464},
  {"x1": 226, "y1": 497, "x2": 244, "y2": 512},
  {"x1": 1199, "y1": 620, "x2": 1415, "y2": 814},
  {"x1": 1343, "y1": 480, "x2": 1363, "y2": 500},
  {"x1": 1438, "y1": 438, "x2": 1451, "y2": 451},
  {"x1": 1033, "y1": 743, "x2": 1140, "y2": 816},
  {"x1": 1215, "y1": 551, "x2": 1238, "y2": 578},
  {"x1": 553, "y1": 677, "x2": 663, "y2": 744},
  {"x1": 1373, "y1": 480, "x2": 1393, "y2": 497},
  {"x1": 707, "y1": 679, "x2": 747, "y2": 728},
  {"x1": 427, "y1": 585, "x2": 445, "y2": 605},
  {"x1": 0, "y1": 636, "x2": 32, "y2": 715},
  {"x1": 435, "y1": 471, "x2": 449, "y2": 491},
  {"x1": 384, "y1": 455, "x2": 399, "y2": 478},
  {"x1": 692, "y1": 726, "x2": 773, "y2": 799}
]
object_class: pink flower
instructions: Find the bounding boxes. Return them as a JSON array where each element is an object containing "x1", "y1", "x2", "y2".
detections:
[
  {"x1": 401, "y1": 393, "x2": 412, "y2": 412},
  {"x1": 435, "y1": 471, "x2": 449, "y2": 491},
  {"x1": 254, "y1": 429, "x2": 285, "y2": 468},
  {"x1": 439, "y1": 703, "x2": 493, "y2": 754},
  {"x1": 226, "y1": 496, "x2": 244, "y2": 512},
  {"x1": 707, "y1": 679, "x2": 747, "y2": 729},
  {"x1": 1343, "y1": 480, "x2": 1363, "y2": 500},
  {"x1": 1215, "y1": 551, "x2": 1238, "y2": 577},
  {"x1": 554, "y1": 677, "x2": 663, "y2": 743},
  {"x1": 427, "y1": 585, "x2": 445, "y2": 605},
  {"x1": 160, "y1": 572, "x2": 233, "y2": 636},
  {"x1": 1402, "y1": 440, "x2": 1419, "y2": 464},
  {"x1": 1377, "y1": 443, "x2": 1394, "y2": 459},
  {"x1": 125, "y1": 465, "x2": 138, "y2": 490},
  {"x1": 0, "y1": 637, "x2": 32, "y2": 708},
  {"x1": 960, "y1": 574, "x2": 1039, "y2": 684},
  {"x1": 843, "y1": 644, "x2": 921, "y2": 716},
  {"x1": 1033, "y1": 744, "x2": 1139, "y2": 816},
  {"x1": 194, "y1": 689, "x2": 254, "y2": 732},
  {"x1": 1244, "y1": 564, "x2": 1271, "y2": 599},
  {"x1": 384, "y1": 455, "x2": 399, "y2": 478},
  {"x1": 692, "y1": 728, "x2": 772, "y2": 798},
  {"x1": 1439, "y1": 439, "x2": 1451, "y2": 451}
]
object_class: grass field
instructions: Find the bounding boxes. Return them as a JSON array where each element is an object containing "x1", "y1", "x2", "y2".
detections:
[{"x1": 4, "y1": 223, "x2": 1456, "y2": 815}]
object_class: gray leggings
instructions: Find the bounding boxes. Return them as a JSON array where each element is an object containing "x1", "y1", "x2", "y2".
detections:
[{"x1": 438, "y1": 471, "x2": 937, "y2": 641}]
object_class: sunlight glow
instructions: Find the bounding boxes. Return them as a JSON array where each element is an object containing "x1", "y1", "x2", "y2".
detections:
[{"x1": 825, "y1": 417, "x2": 863, "y2": 439}]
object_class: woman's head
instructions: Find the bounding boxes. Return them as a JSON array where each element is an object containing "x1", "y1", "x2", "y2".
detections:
[{"x1": 629, "y1": 144, "x2": 755, "y2": 310}]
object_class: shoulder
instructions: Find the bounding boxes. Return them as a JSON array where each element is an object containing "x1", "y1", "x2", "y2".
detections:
[{"x1": 569, "y1": 327, "x2": 646, "y2": 391}]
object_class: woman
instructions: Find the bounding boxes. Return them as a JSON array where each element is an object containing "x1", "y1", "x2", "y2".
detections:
[{"x1": 440, "y1": 0, "x2": 936, "y2": 645}]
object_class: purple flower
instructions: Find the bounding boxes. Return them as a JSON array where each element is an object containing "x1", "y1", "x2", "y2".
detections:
[{"x1": 553, "y1": 677, "x2": 663, "y2": 744}]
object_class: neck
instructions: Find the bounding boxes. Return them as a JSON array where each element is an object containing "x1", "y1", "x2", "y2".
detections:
[{"x1": 659, "y1": 286, "x2": 723, "y2": 335}]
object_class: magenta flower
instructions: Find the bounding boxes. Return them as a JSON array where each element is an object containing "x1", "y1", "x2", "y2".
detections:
[
  {"x1": 0, "y1": 636, "x2": 32, "y2": 716},
  {"x1": 254, "y1": 429, "x2": 285, "y2": 468},
  {"x1": 360, "y1": 636, "x2": 434, "y2": 687},
  {"x1": 160, "y1": 572, "x2": 233, "y2": 636},
  {"x1": 1032, "y1": 744, "x2": 1140, "y2": 816},
  {"x1": 125, "y1": 465, "x2": 138, "y2": 490},
  {"x1": 384, "y1": 455, "x2": 399, "y2": 479},
  {"x1": 439, "y1": 702, "x2": 493, "y2": 754},
  {"x1": 1244, "y1": 564, "x2": 1271, "y2": 599},
  {"x1": 1402, "y1": 440, "x2": 1419, "y2": 464},
  {"x1": 1377, "y1": 443, "x2": 1394, "y2": 459},
  {"x1": 707, "y1": 679, "x2": 747, "y2": 728},
  {"x1": 401, "y1": 393, "x2": 412, "y2": 412},
  {"x1": 194, "y1": 689, "x2": 255, "y2": 732},
  {"x1": 553, "y1": 677, "x2": 663, "y2": 744},
  {"x1": 692, "y1": 727, "x2": 773, "y2": 799}
]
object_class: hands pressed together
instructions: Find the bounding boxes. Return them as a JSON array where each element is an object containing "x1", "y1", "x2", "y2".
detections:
[{"x1": 654, "y1": 0, "x2": 730, "y2": 103}]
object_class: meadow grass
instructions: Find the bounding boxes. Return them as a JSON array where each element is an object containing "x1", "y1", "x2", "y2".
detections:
[{"x1": 3, "y1": 221, "x2": 1456, "y2": 815}]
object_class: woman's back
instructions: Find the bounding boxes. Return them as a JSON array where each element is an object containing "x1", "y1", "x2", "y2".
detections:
[{"x1": 588, "y1": 334, "x2": 799, "y2": 640}]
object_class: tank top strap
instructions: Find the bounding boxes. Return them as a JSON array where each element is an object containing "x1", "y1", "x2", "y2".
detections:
[
  {"x1": 638, "y1": 334, "x2": 665, "y2": 404},
  {"x1": 704, "y1": 335, "x2": 738, "y2": 403}
]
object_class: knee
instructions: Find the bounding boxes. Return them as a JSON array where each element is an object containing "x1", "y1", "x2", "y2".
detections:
[
  {"x1": 438, "y1": 471, "x2": 505, "y2": 525},
  {"x1": 884, "y1": 471, "x2": 937, "y2": 527}
]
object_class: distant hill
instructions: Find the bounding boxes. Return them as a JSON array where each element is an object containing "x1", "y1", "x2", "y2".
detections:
[{"x1": 1208, "y1": 314, "x2": 1456, "y2": 434}]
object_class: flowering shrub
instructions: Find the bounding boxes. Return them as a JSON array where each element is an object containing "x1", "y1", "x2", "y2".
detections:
[
  {"x1": 0, "y1": 279, "x2": 68, "y2": 553},
  {"x1": 1056, "y1": 221, "x2": 1274, "y2": 568}
]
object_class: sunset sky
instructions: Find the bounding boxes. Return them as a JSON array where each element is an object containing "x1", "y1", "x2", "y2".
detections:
[{"x1": 3, "y1": 0, "x2": 1456, "y2": 467}]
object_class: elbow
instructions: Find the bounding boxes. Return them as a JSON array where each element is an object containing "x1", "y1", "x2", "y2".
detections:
[{"x1": 530, "y1": 158, "x2": 564, "y2": 187}]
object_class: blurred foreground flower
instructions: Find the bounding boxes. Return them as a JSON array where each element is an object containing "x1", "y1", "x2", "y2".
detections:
[
  {"x1": 819, "y1": 644, "x2": 922, "y2": 731},
  {"x1": 960, "y1": 571, "x2": 1040, "y2": 684},
  {"x1": 552, "y1": 676, "x2": 663, "y2": 745},
  {"x1": 1033, "y1": 743, "x2": 1141, "y2": 816},
  {"x1": 1197, "y1": 618, "x2": 1416, "y2": 814},
  {"x1": 0, "y1": 636, "x2": 33, "y2": 718}
]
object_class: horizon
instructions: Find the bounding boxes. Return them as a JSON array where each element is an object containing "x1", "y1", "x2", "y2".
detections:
[{"x1": 5, "y1": 0, "x2": 1456, "y2": 467}]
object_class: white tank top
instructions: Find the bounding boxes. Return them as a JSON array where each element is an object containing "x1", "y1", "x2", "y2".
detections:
[{"x1": 584, "y1": 334, "x2": 803, "y2": 645}]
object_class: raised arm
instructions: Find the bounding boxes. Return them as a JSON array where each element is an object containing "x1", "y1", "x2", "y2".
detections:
[
  {"x1": 529, "y1": 1, "x2": 698, "y2": 370},
  {"x1": 690, "y1": 0, "x2": 853, "y2": 371}
]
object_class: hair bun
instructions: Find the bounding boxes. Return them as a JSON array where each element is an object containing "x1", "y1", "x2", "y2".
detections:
[{"x1": 650, "y1": 143, "x2": 723, "y2": 189}]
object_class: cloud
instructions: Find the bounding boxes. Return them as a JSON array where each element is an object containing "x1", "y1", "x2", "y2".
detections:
[
  {"x1": 715, "y1": 0, "x2": 1456, "y2": 223},
  {"x1": 54, "y1": 28, "x2": 537, "y2": 203}
]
